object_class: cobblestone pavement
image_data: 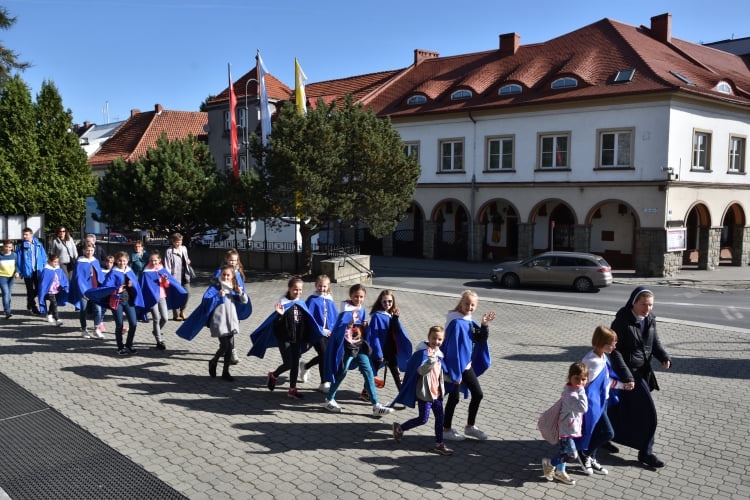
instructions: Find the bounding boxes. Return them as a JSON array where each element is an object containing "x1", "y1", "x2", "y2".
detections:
[{"x1": 1, "y1": 267, "x2": 749, "y2": 499}]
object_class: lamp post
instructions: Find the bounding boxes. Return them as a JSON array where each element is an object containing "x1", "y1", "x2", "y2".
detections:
[{"x1": 242, "y1": 78, "x2": 258, "y2": 174}]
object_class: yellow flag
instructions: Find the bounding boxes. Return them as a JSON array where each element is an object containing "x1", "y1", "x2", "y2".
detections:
[{"x1": 295, "y1": 58, "x2": 307, "y2": 116}]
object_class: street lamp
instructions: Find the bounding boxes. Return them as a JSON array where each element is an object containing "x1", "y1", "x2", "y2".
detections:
[{"x1": 242, "y1": 78, "x2": 258, "y2": 174}]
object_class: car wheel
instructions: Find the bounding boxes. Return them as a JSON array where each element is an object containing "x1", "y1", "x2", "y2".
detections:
[
  {"x1": 573, "y1": 277, "x2": 594, "y2": 292},
  {"x1": 501, "y1": 273, "x2": 519, "y2": 288}
]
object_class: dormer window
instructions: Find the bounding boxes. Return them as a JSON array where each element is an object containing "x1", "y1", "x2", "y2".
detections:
[
  {"x1": 670, "y1": 70, "x2": 695, "y2": 86},
  {"x1": 614, "y1": 69, "x2": 636, "y2": 83},
  {"x1": 407, "y1": 95, "x2": 427, "y2": 105},
  {"x1": 716, "y1": 81, "x2": 732, "y2": 95},
  {"x1": 451, "y1": 89, "x2": 472, "y2": 100},
  {"x1": 499, "y1": 84, "x2": 522, "y2": 96},
  {"x1": 551, "y1": 77, "x2": 578, "y2": 89}
]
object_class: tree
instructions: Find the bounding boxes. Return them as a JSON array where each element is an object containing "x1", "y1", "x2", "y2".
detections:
[
  {"x1": 95, "y1": 133, "x2": 234, "y2": 244},
  {"x1": 0, "y1": 75, "x2": 42, "y2": 214},
  {"x1": 35, "y1": 80, "x2": 96, "y2": 231},
  {"x1": 247, "y1": 95, "x2": 420, "y2": 275},
  {"x1": 0, "y1": 6, "x2": 30, "y2": 86}
]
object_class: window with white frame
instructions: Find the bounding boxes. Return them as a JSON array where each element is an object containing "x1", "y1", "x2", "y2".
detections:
[
  {"x1": 439, "y1": 139, "x2": 464, "y2": 171},
  {"x1": 224, "y1": 110, "x2": 231, "y2": 131},
  {"x1": 692, "y1": 130, "x2": 711, "y2": 170},
  {"x1": 224, "y1": 155, "x2": 233, "y2": 171},
  {"x1": 238, "y1": 108, "x2": 247, "y2": 129},
  {"x1": 538, "y1": 133, "x2": 570, "y2": 169},
  {"x1": 598, "y1": 129, "x2": 633, "y2": 168},
  {"x1": 451, "y1": 89, "x2": 472, "y2": 100},
  {"x1": 407, "y1": 95, "x2": 427, "y2": 105},
  {"x1": 404, "y1": 142, "x2": 420, "y2": 163},
  {"x1": 486, "y1": 136, "x2": 514, "y2": 170},
  {"x1": 499, "y1": 84, "x2": 522, "y2": 96},
  {"x1": 551, "y1": 77, "x2": 578, "y2": 89},
  {"x1": 729, "y1": 136, "x2": 746, "y2": 173}
]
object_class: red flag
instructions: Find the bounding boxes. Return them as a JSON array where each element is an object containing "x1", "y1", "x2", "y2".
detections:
[{"x1": 228, "y1": 63, "x2": 238, "y2": 178}]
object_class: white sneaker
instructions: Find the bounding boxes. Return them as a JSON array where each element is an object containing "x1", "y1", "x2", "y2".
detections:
[
  {"x1": 372, "y1": 403, "x2": 394, "y2": 416},
  {"x1": 324, "y1": 399, "x2": 341, "y2": 413},
  {"x1": 553, "y1": 469, "x2": 575, "y2": 485},
  {"x1": 541, "y1": 458, "x2": 554, "y2": 481},
  {"x1": 97, "y1": 323, "x2": 106, "y2": 333},
  {"x1": 47, "y1": 314, "x2": 54, "y2": 323},
  {"x1": 589, "y1": 457, "x2": 608, "y2": 475},
  {"x1": 55, "y1": 319, "x2": 63, "y2": 327},
  {"x1": 230, "y1": 348, "x2": 239, "y2": 365},
  {"x1": 92, "y1": 329, "x2": 105, "y2": 339},
  {"x1": 443, "y1": 428, "x2": 466, "y2": 441},
  {"x1": 81, "y1": 329, "x2": 91, "y2": 339},
  {"x1": 317, "y1": 382, "x2": 331, "y2": 393},
  {"x1": 464, "y1": 425, "x2": 488, "y2": 440},
  {"x1": 299, "y1": 360, "x2": 309, "y2": 383}
]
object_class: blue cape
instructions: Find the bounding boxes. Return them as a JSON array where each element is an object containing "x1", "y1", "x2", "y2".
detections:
[
  {"x1": 442, "y1": 316, "x2": 491, "y2": 398},
  {"x1": 323, "y1": 309, "x2": 370, "y2": 383},
  {"x1": 176, "y1": 285, "x2": 251, "y2": 341},
  {"x1": 576, "y1": 358, "x2": 617, "y2": 450},
  {"x1": 85, "y1": 267, "x2": 144, "y2": 310},
  {"x1": 138, "y1": 267, "x2": 189, "y2": 311},
  {"x1": 247, "y1": 299, "x2": 322, "y2": 358},
  {"x1": 367, "y1": 311, "x2": 413, "y2": 372},
  {"x1": 305, "y1": 294, "x2": 338, "y2": 332},
  {"x1": 38, "y1": 266, "x2": 69, "y2": 314},
  {"x1": 391, "y1": 344, "x2": 435, "y2": 408},
  {"x1": 69, "y1": 258, "x2": 104, "y2": 309}
]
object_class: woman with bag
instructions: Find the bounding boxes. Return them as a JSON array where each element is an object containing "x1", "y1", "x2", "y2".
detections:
[
  {"x1": 49, "y1": 226, "x2": 78, "y2": 278},
  {"x1": 164, "y1": 232, "x2": 191, "y2": 321}
]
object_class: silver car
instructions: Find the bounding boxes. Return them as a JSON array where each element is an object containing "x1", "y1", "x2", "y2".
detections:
[{"x1": 490, "y1": 251, "x2": 613, "y2": 292}]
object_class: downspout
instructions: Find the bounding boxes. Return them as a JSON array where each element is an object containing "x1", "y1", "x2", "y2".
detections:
[{"x1": 468, "y1": 111, "x2": 477, "y2": 261}]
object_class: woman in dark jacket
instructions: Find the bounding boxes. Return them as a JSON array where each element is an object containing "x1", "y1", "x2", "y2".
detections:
[{"x1": 608, "y1": 286, "x2": 671, "y2": 468}]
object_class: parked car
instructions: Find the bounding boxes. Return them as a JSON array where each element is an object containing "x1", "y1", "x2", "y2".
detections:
[
  {"x1": 107, "y1": 232, "x2": 131, "y2": 243},
  {"x1": 490, "y1": 251, "x2": 612, "y2": 292}
]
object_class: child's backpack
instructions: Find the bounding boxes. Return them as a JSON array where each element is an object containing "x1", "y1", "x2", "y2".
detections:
[{"x1": 537, "y1": 398, "x2": 563, "y2": 445}]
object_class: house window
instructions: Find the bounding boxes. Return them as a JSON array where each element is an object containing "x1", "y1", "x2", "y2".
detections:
[
  {"x1": 404, "y1": 142, "x2": 420, "y2": 163},
  {"x1": 598, "y1": 129, "x2": 633, "y2": 168},
  {"x1": 439, "y1": 139, "x2": 464, "y2": 171},
  {"x1": 238, "y1": 108, "x2": 247, "y2": 129},
  {"x1": 692, "y1": 131, "x2": 711, "y2": 170},
  {"x1": 729, "y1": 136, "x2": 746, "y2": 173},
  {"x1": 451, "y1": 89, "x2": 472, "y2": 100},
  {"x1": 551, "y1": 77, "x2": 578, "y2": 89},
  {"x1": 224, "y1": 110, "x2": 231, "y2": 131},
  {"x1": 407, "y1": 95, "x2": 427, "y2": 105},
  {"x1": 224, "y1": 155, "x2": 232, "y2": 171},
  {"x1": 614, "y1": 69, "x2": 636, "y2": 83},
  {"x1": 538, "y1": 133, "x2": 570, "y2": 169},
  {"x1": 499, "y1": 84, "x2": 522, "y2": 95},
  {"x1": 716, "y1": 81, "x2": 732, "y2": 95},
  {"x1": 486, "y1": 136, "x2": 514, "y2": 170}
]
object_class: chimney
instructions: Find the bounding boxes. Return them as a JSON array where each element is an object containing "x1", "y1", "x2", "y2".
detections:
[
  {"x1": 499, "y1": 33, "x2": 520, "y2": 55},
  {"x1": 155, "y1": 103, "x2": 163, "y2": 114},
  {"x1": 650, "y1": 13, "x2": 672, "y2": 44},
  {"x1": 84, "y1": 121, "x2": 90, "y2": 129},
  {"x1": 130, "y1": 109, "x2": 140, "y2": 117},
  {"x1": 414, "y1": 49, "x2": 440, "y2": 65}
]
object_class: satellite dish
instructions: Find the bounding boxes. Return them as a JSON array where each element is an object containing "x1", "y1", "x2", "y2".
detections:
[{"x1": 203, "y1": 124, "x2": 211, "y2": 133}]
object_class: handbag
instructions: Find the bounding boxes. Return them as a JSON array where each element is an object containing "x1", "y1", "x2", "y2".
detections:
[
  {"x1": 187, "y1": 264, "x2": 196, "y2": 279},
  {"x1": 108, "y1": 293, "x2": 121, "y2": 310},
  {"x1": 537, "y1": 397, "x2": 562, "y2": 445}
]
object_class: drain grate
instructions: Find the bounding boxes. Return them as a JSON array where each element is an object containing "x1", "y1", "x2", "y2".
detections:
[{"x1": 0, "y1": 373, "x2": 187, "y2": 500}]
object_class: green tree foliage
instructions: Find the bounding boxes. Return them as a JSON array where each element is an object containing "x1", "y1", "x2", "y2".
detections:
[
  {"x1": 0, "y1": 6, "x2": 30, "y2": 86},
  {"x1": 0, "y1": 75, "x2": 42, "y2": 214},
  {"x1": 247, "y1": 95, "x2": 420, "y2": 274},
  {"x1": 95, "y1": 133, "x2": 233, "y2": 244},
  {"x1": 35, "y1": 80, "x2": 96, "y2": 231}
]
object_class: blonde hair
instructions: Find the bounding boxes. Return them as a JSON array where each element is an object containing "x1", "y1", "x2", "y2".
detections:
[
  {"x1": 454, "y1": 290, "x2": 478, "y2": 310},
  {"x1": 428, "y1": 325, "x2": 445, "y2": 340},
  {"x1": 592, "y1": 325, "x2": 617, "y2": 348}
]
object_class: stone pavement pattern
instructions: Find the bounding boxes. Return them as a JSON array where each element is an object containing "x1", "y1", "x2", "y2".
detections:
[{"x1": 1, "y1": 272, "x2": 749, "y2": 499}]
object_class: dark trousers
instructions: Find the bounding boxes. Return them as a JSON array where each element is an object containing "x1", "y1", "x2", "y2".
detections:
[
  {"x1": 274, "y1": 341, "x2": 302, "y2": 389},
  {"x1": 24, "y1": 275, "x2": 39, "y2": 311},
  {"x1": 212, "y1": 334, "x2": 235, "y2": 374},
  {"x1": 303, "y1": 337, "x2": 328, "y2": 380},
  {"x1": 444, "y1": 367, "x2": 483, "y2": 429},
  {"x1": 43, "y1": 293, "x2": 59, "y2": 319},
  {"x1": 400, "y1": 398, "x2": 445, "y2": 444}
]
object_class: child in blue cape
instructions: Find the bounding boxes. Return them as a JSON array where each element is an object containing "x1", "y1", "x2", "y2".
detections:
[
  {"x1": 442, "y1": 290, "x2": 495, "y2": 441},
  {"x1": 249, "y1": 277, "x2": 322, "y2": 398},
  {"x1": 300, "y1": 274, "x2": 338, "y2": 393},
  {"x1": 178, "y1": 264, "x2": 250, "y2": 381},
  {"x1": 323, "y1": 291, "x2": 394, "y2": 417},
  {"x1": 213, "y1": 249, "x2": 247, "y2": 365},
  {"x1": 391, "y1": 325, "x2": 452, "y2": 455},
  {"x1": 140, "y1": 250, "x2": 188, "y2": 350},
  {"x1": 38, "y1": 254, "x2": 68, "y2": 327},
  {"x1": 69, "y1": 243, "x2": 105, "y2": 339},
  {"x1": 367, "y1": 289, "x2": 412, "y2": 391},
  {"x1": 86, "y1": 251, "x2": 144, "y2": 355}
]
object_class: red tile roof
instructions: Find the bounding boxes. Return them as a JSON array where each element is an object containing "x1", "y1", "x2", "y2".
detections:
[
  {"x1": 208, "y1": 68, "x2": 292, "y2": 103},
  {"x1": 89, "y1": 106, "x2": 207, "y2": 166}
]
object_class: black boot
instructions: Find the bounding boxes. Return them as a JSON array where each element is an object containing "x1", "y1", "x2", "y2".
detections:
[
  {"x1": 221, "y1": 368, "x2": 234, "y2": 382},
  {"x1": 208, "y1": 358, "x2": 218, "y2": 378}
]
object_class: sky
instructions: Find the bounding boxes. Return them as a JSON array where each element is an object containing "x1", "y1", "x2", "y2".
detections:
[{"x1": 5, "y1": 0, "x2": 750, "y2": 125}]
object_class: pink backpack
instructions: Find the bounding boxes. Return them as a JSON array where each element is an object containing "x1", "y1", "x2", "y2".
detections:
[{"x1": 537, "y1": 398, "x2": 562, "y2": 445}]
